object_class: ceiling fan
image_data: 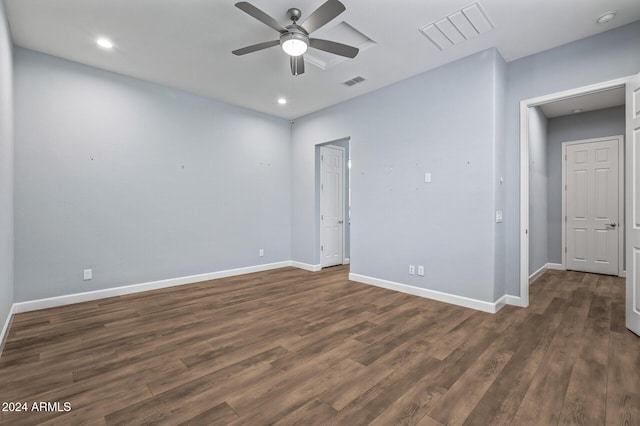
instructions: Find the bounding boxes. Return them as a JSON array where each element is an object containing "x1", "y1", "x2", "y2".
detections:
[{"x1": 232, "y1": 0, "x2": 359, "y2": 76}]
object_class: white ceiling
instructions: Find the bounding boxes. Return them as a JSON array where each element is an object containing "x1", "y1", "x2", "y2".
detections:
[
  {"x1": 5, "y1": 0, "x2": 640, "y2": 120},
  {"x1": 539, "y1": 87, "x2": 626, "y2": 118}
]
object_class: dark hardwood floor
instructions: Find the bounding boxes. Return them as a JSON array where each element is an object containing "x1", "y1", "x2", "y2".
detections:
[{"x1": 0, "y1": 266, "x2": 638, "y2": 425}]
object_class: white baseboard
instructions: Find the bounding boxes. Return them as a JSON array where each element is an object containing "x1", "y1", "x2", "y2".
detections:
[
  {"x1": 493, "y1": 295, "x2": 507, "y2": 312},
  {"x1": 504, "y1": 295, "x2": 525, "y2": 307},
  {"x1": 0, "y1": 303, "x2": 16, "y2": 356},
  {"x1": 528, "y1": 264, "x2": 548, "y2": 284},
  {"x1": 348, "y1": 273, "x2": 506, "y2": 314},
  {"x1": 534, "y1": 262, "x2": 625, "y2": 279},
  {"x1": 290, "y1": 261, "x2": 322, "y2": 272},
  {"x1": 343, "y1": 258, "x2": 351, "y2": 265},
  {"x1": 529, "y1": 262, "x2": 566, "y2": 284},
  {"x1": 3, "y1": 260, "x2": 531, "y2": 352},
  {"x1": 13, "y1": 261, "x2": 291, "y2": 314},
  {"x1": 547, "y1": 263, "x2": 565, "y2": 270}
]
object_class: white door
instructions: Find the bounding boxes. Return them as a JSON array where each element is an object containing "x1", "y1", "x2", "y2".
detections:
[
  {"x1": 627, "y1": 72, "x2": 640, "y2": 336},
  {"x1": 565, "y1": 138, "x2": 620, "y2": 275},
  {"x1": 320, "y1": 145, "x2": 344, "y2": 268}
]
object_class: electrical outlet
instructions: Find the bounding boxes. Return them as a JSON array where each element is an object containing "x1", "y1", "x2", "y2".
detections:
[
  {"x1": 259, "y1": 248, "x2": 264, "y2": 257},
  {"x1": 417, "y1": 265, "x2": 425, "y2": 276},
  {"x1": 409, "y1": 265, "x2": 415, "y2": 275},
  {"x1": 83, "y1": 269, "x2": 92, "y2": 281}
]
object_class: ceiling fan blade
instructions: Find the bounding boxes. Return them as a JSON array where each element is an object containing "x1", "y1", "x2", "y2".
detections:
[
  {"x1": 232, "y1": 40, "x2": 280, "y2": 56},
  {"x1": 290, "y1": 55, "x2": 305, "y2": 76},
  {"x1": 310, "y1": 38, "x2": 359, "y2": 58},
  {"x1": 235, "y1": 2, "x2": 287, "y2": 33},
  {"x1": 300, "y1": 0, "x2": 346, "y2": 34}
]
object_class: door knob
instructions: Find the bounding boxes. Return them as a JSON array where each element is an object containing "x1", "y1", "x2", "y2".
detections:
[
  {"x1": 338, "y1": 220, "x2": 344, "y2": 224},
  {"x1": 607, "y1": 223, "x2": 616, "y2": 228}
]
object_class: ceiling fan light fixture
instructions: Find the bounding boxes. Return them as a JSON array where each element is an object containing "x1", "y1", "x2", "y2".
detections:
[{"x1": 281, "y1": 33, "x2": 308, "y2": 56}]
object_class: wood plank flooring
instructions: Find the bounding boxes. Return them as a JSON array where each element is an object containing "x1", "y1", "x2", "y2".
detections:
[{"x1": 0, "y1": 266, "x2": 638, "y2": 425}]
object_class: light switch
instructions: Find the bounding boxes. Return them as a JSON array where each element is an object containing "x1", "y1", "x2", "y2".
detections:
[
  {"x1": 424, "y1": 173, "x2": 431, "y2": 183},
  {"x1": 496, "y1": 211, "x2": 503, "y2": 223}
]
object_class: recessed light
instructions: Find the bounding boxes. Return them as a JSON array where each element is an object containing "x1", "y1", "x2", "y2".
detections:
[
  {"x1": 277, "y1": 97, "x2": 287, "y2": 105},
  {"x1": 572, "y1": 109, "x2": 583, "y2": 114},
  {"x1": 597, "y1": 12, "x2": 616, "y2": 24},
  {"x1": 96, "y1": 38, "x2": 114, "y2": 49}
]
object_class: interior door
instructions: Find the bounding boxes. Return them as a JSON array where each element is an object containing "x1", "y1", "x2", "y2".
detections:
[
  {"x1": 627, "y1": 72, "x2": 640, "y2": 336},
  {"x1": 320, "y1": 145, "x2": 344, "y2": 268},
  {"x1": 566, "y1": 138, "x2": 619, "y2": 275}
]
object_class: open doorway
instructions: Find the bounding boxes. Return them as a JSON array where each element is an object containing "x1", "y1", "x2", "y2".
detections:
[
  {"x1": 316, "y1": 138, "x2": 351, "y2": 269},
  {"x1": 519, "y1": 76, "x2": 630, "y2": 308},
  {"x1": 527, "y1": 96, "x2": 626, "y2": 281}
]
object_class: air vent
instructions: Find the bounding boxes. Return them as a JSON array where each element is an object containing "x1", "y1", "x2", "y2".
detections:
[
  {"x1": 419, "y1": 2, "x2": 494, "y2": 50},
  {"x1": 343, "y1": 76, "x2": 366, "y2": 87}
]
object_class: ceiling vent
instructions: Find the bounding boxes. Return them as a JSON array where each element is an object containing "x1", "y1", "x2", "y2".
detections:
[
  {"x1": 419, "y1": 2, "x2": 494, "y2": 50},
  {"x1": 343, "y1": 76, "x2": 366, "y2": 87}
]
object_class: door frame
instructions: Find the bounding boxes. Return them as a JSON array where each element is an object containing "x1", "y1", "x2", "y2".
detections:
[
  {"x1": 561, "y1": 136, "x2": 625, "y2": 277},
  {"x1": 519, "y1": 76, "x2": 631, "y2": 307},
  {"x1": 319, "y1": 144, "x2": 346, "y2": 268}
]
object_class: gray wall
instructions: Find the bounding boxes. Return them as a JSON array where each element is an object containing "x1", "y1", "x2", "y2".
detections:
[
  {"x1": 292, "y1": 49, "x2": 504, "y2": 302},
  {"x1": 0, "y1": 1, "x2": 14, "y2": 329},
  {"x1": 528, "y1": 107, "x2": 548, "y2": 275},
  {"x1": 14, "y1": 48, "x2": 291, "y2": 301},
  {"x1": 8, "y1": 19, "x2": 640, "y2": 307},
  {"x1": 546, "y1": 106, "x2": 625, "y2": 264},
  {"x1": 505, "y1": 21, "x2": 640, "y2": 296}
]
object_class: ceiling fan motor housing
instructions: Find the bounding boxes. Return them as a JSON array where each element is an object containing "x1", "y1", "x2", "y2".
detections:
[{"x1": 287, "y1": 8, "x2": 302, "y2": 22}]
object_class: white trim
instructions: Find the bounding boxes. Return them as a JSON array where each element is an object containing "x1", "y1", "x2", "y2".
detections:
[
  {"x1": 560, "y1": 142, "x2": 567, "y2": 267},
  {"x1": 520, "y1": 100, "x2": 530, "y2": 308},
  {"x1": 521, "y1": 77, "x2": 630, "y2": 109},
  {"x1": 520, "y1": 76, "x2": 632, "y2": 309},
  {"x1": 343, "y1": 258, "x2": 350, "y2": 265},
  {"x1": 13, "y1": 261, "x2": 291, "y2": 314},
  {"x1": 0, "y1": 303, "x2": 16, "y2": 356},
  {"x1": 349, "y1": 273, "x2": 507, "y2": 314},
  {"x1": 562, "y1": 142, "x2": 567, "y2": 269},
  {"x1": 528, "y1": 262, "x2": 565, "y2": 282},
  {"x1": 619, "y1": 134, "x2": 625, "y2": 278},
  {"x1": 494, "y1": 295, "x2": 508, "y2": 312},
  {"x1": 547, "y1": 263, "x2": 565, "y2": 270},
  {"x1": 290, "y1": 261, "x2": 322, "y2": 272},
  {"x1": 561, "y1": 136, "x2": 624, "y2": 276},
  {"x1": 505, "y1": 295, "x2": 525, "y2": 307},
  {"x1": 528, "y1": 262, "x2": 568, "y2": 284},
  {"x1": 529, "y1": 263, "x2": 548, "y2": 284}
]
